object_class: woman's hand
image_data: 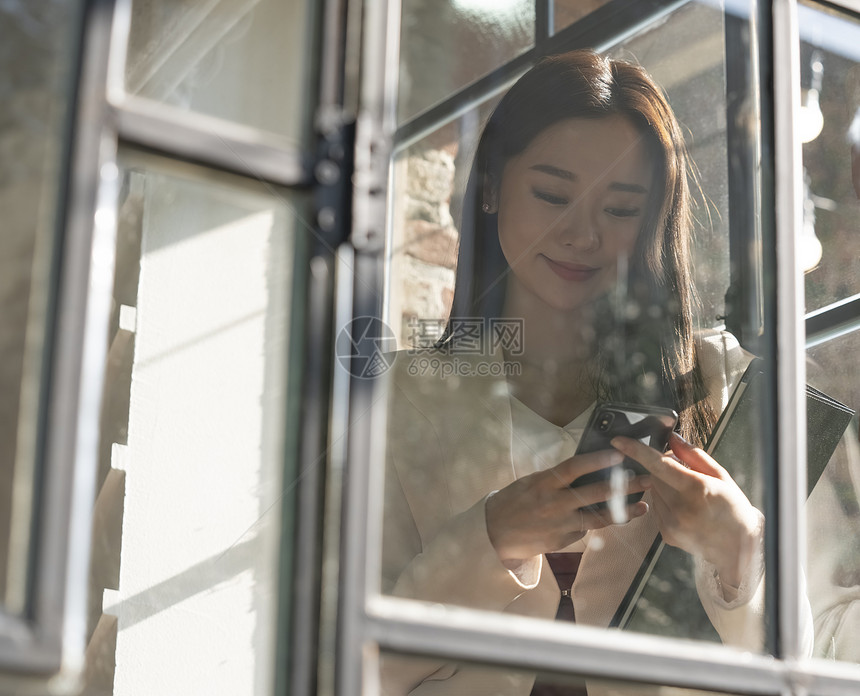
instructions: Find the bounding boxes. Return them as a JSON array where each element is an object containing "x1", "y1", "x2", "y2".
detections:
[
  {"x1": 485, "y1": 450, "x2": 650, "y2": 564},
  {"x1": 611, "y1": 432, "x2": 763, "y2": 594}
]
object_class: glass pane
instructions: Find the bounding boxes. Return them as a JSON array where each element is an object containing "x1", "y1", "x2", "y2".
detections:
[
  {"x1": 606, "y1": 1, "x2": 731, "y2": 328},
  {"x1": 124, "y1": 0, "x2": 313, "y2": 143},
  {"x1": 0, "y1": 0, "x2": 80, "y2": 611},
  {"x1": 398, "y1": 0, "x2": 535, "y2": 124},
  {"x1": 808, "y1": 330, "x2": 860, "y2": 415},
  {"x1": 388, "y1": 94, "x2": 508, "y2": 347},
  {"x1": 380, "y1": 650, "x2": 758, "y2": 695},
  {"x1": 377, "y1": 0, "x2": 773, "y2": 656},
  {"x1": 806, "y1": 328, "x2": 860, "y2": 664},
  {"x1": 798, "y1": 2, "x2": 860, "y2": 667},
  {"x1": 553, "y1": 0, "x2": 614, "y2": 35},
  {"x1": 89, "y1": 152, "x2": 302, "y2": 693},
  {"x1": 798, "y1": 1, "x2": 860, "y2": 310}
]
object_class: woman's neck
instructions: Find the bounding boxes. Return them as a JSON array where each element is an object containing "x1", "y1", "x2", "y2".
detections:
[
  {"x1": 501, "y1": 285, "x2": 597, "y2": 366},
  {"x1": 502, "y1": 289, "x2": 599, "y2": 426}
]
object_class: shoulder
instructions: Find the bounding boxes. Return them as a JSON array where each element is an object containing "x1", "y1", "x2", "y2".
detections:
[
  {"x1": 694, "y1": 328, "x2": 755, "y2": 412},
  {"x1": 382, "y1": 348, "x2": 483, "y2": 418},
  {"x1": 383, "y1": 346, "x2": 512, "y2": 437},
  {"x1": 387, "y1": 346, "x2": 505, "y2": 390}
]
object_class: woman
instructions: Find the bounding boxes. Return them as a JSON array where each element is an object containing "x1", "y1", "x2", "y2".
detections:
[{"x1": 381, "y1": 50, "x2": 805, "y2": 694}]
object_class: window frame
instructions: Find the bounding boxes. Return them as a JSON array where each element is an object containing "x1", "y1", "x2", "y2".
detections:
[
  {"x1": 14, "y1": 0, "x2": 860, "y2": 692},
  {"x1": 0, "y1": 0, "x2": 115, "y2": 678},
  {"x1": 0, "y1": 0, "x2": 337, "y2": 691},
  {"x1": 105, "y1": 2, "x2": 341, "y2": 695},
  {"x1": 334, "y1": 1, "x2": 860, "y2": 695}
]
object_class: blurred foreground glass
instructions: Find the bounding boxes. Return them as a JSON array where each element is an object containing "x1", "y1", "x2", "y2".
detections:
[
  {"x1": 604, "y1": 0, "x2": 731, "y2": 327},
  {"x1": 388, "y1": 0, "x2": 732, "y2": 347},
  {"x1": 397, "y1": 0, "x2": 534, "y2": 124},
  {"x1": 100, "y1": 151, "x2": 302, "y2": 695},
  {"x1": 123, "y1": 0, "x2": 314, "y2": 143},
  {"x1": 0, "y1": 0, "x2": 79, "y2": 612},
  {"x1": 379, "y1": 0, "x2": 770, "y2": 658},
  {"x1": 380, "y1": 651, "x2": 753, "y2": 695}
]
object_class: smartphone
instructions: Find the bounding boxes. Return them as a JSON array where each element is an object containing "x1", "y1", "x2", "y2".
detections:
[{"x1": 570, "y1": 402, "x2": 678, "y2": 517}]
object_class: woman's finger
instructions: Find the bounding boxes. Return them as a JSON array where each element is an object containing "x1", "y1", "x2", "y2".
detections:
[
  {"x1": 550, "y1": 449, "x2": 625, "y2": 487},
  {"x1": 609, "y1": 436, "x2": 693, "y2": 489},
  {"x1": 667, "y1": 432, "x2": 729, "y2": 480},
  {"x1": 564, "y1": 473, "x2": 652, "y2": 509},
  {"x1": 646, "y1": 485, "x2": 680, "y2": 543},
  {"x1": 580, "y1": 500, "x2": 649, "y2": 530}
]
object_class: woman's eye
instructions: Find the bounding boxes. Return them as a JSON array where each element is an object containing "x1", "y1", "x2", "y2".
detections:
[
  {"x1": 532, "y1": 189, "x2": 569, "y2": 206},
  {"x1": 605, "y1": 207, "x2": 641, "y2": 218}
]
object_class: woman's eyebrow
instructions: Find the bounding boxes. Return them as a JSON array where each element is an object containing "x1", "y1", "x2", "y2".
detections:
[
  {"x1": 529, "y1": 164, "x2": 648, "y2": 194},
  {"x1": 609, "y1": 182, "x2": 648, "y2": 194},
  {"x1": 529, "y1": 163, "x2": 574, "y2": 180}
]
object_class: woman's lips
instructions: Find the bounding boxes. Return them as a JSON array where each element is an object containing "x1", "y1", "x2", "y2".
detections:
[{"x1": 542, "y1": 255, "x2": 599, "y2": 281}]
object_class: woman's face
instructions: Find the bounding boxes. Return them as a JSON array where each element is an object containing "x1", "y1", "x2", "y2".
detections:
[{"x1": 495, "y1": 114, "x2": 654, "y2": 316}]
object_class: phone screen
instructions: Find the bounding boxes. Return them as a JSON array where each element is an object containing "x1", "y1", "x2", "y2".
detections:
[{"x1": 570, "y1": 403, "x2": 677, "y2": 518}]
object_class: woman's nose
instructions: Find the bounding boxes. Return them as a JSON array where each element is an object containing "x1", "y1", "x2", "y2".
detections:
[{"x1": 557, "y1": 207, "x2": 600, "y2": 251}]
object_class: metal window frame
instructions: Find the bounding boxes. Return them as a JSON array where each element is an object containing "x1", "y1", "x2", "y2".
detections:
[
  {"x1": 0, "y1": 0, "x2": 117, "y2": 681},
  {"x1": 805, "y1": 294, "x2": 860, "y2": 348},
  {"x1": 338, "y1": 0, "x2": 860, "y2": 694},
  {"x1": 106, "y1": 0, "x2": 315, "y2": 190},
  {"x1": 106, "y1": 5, "x2": 349, "y2": 696},
  {"x1": 771, "y1": 0, "x2": 807, "y2": 664},
  {"x1": 0, "y1": 0, "x2": 342, "y2": 691},
  {"x1": 724, "y1": 7, "x2": 766, "y2": 351}
]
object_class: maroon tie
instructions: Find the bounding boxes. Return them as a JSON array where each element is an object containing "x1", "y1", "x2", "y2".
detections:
[
  {"x1": 529, "y1": 552, "x2": 588, "y2": 696},
  {"x1": 546, "y1": 552, "x2": 583, "y2": 621}
]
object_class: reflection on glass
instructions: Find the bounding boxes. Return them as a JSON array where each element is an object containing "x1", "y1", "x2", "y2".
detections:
[
  {"x1": 0, "y1": 0, "x2": 78, "y2": 611},
  {"x1": 806, "y1": 330, "x2": 860, "y2": 662},
  {"x1": 124, "y1": 0, "x2": 312, "y2": 142},
  {"x1": 99, "y1": 154, "x2": 298, "y2": 694},
  {"x1": 553, "y1": 0, "x2": 614, "y2": 34},
  {"x1": 606, "y1": 1, "x2": 731, "y2": 328},
  {"x1": 799, "y1": 1, "x2": 860, "y2": 666},
  {"x1": 390, "y1": 0, "x2": 732, "y2": 349},
  {"x1": 381, "y1": 651, "x2": 749, "y2": 695},
  {"x1": 380, "y1": 25, "x2": 773, "y2": 674},
  {"x1": 398, "y1": 0, "x2": 534, "y2": 123},
  {"x1": 798, "y1": 1, "x2": 860, "y2": 310}
]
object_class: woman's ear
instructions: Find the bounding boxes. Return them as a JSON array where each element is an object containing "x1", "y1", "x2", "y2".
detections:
[{"x1": 482, "y1": 173, "x2": 499, "y2": 214}]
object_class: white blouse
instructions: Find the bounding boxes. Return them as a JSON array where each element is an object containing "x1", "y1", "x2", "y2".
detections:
[{"x1": 507, "y1": 393, "x2": 594, "y2": 553}]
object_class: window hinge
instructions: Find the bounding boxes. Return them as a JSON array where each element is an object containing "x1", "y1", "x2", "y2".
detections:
[{"x1": 313, "y1": 118, "x2": 356, "y2": 252}]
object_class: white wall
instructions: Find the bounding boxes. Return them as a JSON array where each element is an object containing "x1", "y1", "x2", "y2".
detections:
[{"x1": 105, "y1": 172, "x2": 292, "y2": 696}]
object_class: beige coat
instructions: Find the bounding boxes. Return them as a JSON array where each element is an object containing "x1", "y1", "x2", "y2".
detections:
[{"x1": 380, "y1": 330, "x2": 783, "y2": 695}]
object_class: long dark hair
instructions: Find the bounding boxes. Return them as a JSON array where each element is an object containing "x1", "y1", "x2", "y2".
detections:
[{"x1": 441, "y1": 49, "x2": 715, "y2": 444}]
